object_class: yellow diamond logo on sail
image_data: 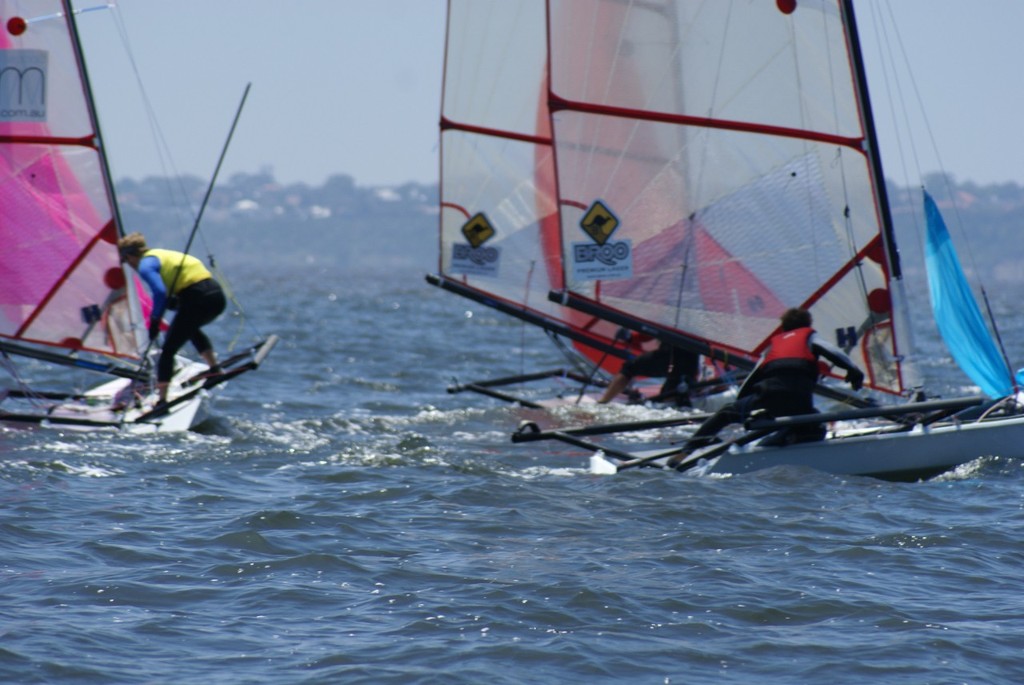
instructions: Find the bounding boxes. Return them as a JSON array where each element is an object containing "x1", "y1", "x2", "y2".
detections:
[
  {"x1": 461, "y1": 213, "x2": 495, "y2": 248},
  {"x1": 580, "y1": 201, "x2": 619, "y2": 245}
]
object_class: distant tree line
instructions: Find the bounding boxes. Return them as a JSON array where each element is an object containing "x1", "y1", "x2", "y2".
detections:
[
  {"x1": 117, "y1": 171, "x2": 438, "y2": 273},
  {"x1": 115, "y1": 171, "x2": 1024, "y2": 282}
]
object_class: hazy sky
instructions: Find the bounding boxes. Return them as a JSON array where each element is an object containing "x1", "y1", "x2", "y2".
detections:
[
  {"x1": 73, "y1": 0, "x2": 1024, "y2": 188},
  {"x1": 75, "y1": 0, "x2": 447, "y2": 187}
]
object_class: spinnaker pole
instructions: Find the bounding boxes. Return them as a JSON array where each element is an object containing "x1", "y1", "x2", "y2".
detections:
[{"x1": 180, "y1": 82, "x2": 251, "y2": 259}]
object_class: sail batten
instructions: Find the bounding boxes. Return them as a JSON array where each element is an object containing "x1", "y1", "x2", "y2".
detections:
[
  {"x1": 0, "y1": 134, "x2": 94, "y2": 146},
  {"x1": 440, "y1": 116, "x2": 552, "y2": 147},
  {"x1": 548, "y1": 93, "x2": 866, "y2": 150}
]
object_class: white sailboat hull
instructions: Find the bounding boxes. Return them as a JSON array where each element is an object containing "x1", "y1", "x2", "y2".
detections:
[
  {"x1": 69, "y1": 358, "x2": 210, "y2": 433},
  {"x1": 720, "y1": 418, "x2": 1024, "y2": 480},
  {"x1": 40, "y1": 390, "x2": 210, "y2": 433},
  {"x1": 1, "y1": 336, "x2": 277, "y2": 432},
  {"x1": 3, "y1": 357, "x2": 212, "y2": 433},
  {"x1": 596, "y1": 415, "x2": 1024, "y2": 481}
]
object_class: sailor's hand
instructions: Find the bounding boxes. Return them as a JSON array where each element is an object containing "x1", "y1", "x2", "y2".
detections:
[
  {"x1": 846, "y1": 368, "x2": 865, "y2": 391},
  {"x1": 148, "y1": 320, "x2": 161, "y2": 342}
]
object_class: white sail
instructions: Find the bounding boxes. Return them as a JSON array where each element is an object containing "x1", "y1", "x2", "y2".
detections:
[
  {"x1": 434, "y1": 0, "x2": 650, "y2": 376},
  {"x1": 546, "y1": 0, "x2": 911, "y2": 395}
]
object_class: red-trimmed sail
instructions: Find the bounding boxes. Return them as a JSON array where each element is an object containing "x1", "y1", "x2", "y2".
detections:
[
  {"x1": 0, "y1": 0, "x2": 140, "y2": 358},
  {"x1": 547, "y1": 0, "x2": 908, "y2": 394},
  {"x1": 436, "y1": 0, "x2": 643, "y2": 373}
]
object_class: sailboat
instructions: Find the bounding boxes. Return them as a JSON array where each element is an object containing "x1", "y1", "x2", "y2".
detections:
[
  {"x1": 428, "y1": 0, "x2": 736, "y2": 409},
  {"x1": 0, "y1": 0, "x2": 276, "y2": 432},
  {"x1": 506, "y1": 0, "x2": 1024, "y2": 481}
]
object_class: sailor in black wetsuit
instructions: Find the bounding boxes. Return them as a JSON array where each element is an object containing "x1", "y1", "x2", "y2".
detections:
[
  {"x1": 118, "y1": 232, "x2": 226, "y2": 405},
  {"x1": 597, "y1": 339, "x2": 699, "y2": 406},
  {"x1": 669, "y1": 307, "x2": 864, "y2": 465}
]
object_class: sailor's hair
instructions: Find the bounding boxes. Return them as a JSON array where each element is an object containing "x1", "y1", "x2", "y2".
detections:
[
  {"x1": 117, "y1": 232, "x2": 148, "y2": 257},
  {"x1": 780, "y1": 307, "x2": 812, "y2": 331}
]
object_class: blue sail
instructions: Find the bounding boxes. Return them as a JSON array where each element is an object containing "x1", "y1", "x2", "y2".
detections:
[{"x1": 923, "y1": 190, "x2": 1012, "y2": 398}]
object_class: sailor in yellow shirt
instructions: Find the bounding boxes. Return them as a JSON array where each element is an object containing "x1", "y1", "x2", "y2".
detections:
[{"x1": 118, "y1": 232, "x2": 225, "y2": 405}]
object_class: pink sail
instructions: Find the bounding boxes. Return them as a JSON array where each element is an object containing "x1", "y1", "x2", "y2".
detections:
[{"x1": 0, "y1": 0, "x2": 140, "y2": 358}]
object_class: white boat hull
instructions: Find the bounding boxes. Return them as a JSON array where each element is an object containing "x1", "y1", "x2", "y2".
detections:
[
  {"x1": 594, "y1": 415, "x2": 1024, "y2": 481},
  {"x1": 1, "y1": 336, "x2": 275, "y2": 433},
  {"x1": 706, "y1": 417, "x2": 1024, "y2": 480},
  {"x1": 4, "y1": 357, "x2": 212, "y2": 433}
]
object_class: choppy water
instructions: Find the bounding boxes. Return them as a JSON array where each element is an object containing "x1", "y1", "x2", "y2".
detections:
[{"x1": 3, "y1": 264, "x2": 1024, "y2": 684}]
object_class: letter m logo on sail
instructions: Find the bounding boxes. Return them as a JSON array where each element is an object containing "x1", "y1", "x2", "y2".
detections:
[
  {"x1": 835, "y1": 326, "x2": 858, "y2": 350},
  {"x1": 0, "y1": 50, "x2": 47, "y2": 122}
]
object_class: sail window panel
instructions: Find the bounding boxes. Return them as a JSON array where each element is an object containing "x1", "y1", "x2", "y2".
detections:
[
  {"x1": 18, "y1": 248, "x2": 126, "y2": 354},
  {"x1": 808, "y1": 269, "x2": 901, "y2": 394},
  {"x1": 0, "y1": 143, "x2": 113, "y2": 252},
  {"x1": 440, "y1": 129, "x2": 563, "y2": 316},
  {"x1": 8, "y1": 233, "x2": 126, "y2": 354},
  {"x1": 549, "y1": 0, "x2": 861, "y2": 139},
  {"x1": 443, "y1": 0, "x2": 548, "y2": 139},
  {"x1": 548, "y1": 0, "x2": 680, "y2": 120}
]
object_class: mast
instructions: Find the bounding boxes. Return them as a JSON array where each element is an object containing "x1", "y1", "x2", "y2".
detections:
[
  {"x1": 62, "y1": 0, "x2": 147, "y2": 352},
  {"x1": 61, "y1": 0, "x2": 127, "y2": 240},
  {"x1": 842, "y1": 0, "x2": 924, "y2": 393},
  {"x1": 840, "y1": 0, "x2": 901, "y2": 280}
]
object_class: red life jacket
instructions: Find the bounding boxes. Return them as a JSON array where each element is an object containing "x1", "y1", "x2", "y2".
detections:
[
  {"x1": 763, "y1": 327, "x2": 815, "y2": 364},
  {"x1": 760, "y1": 327, "x2": 823, "y2": 380}
]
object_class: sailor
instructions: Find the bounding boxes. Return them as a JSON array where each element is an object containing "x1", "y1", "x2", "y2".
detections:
[
  {"x1": 118, "y1": 232, "x2": 225, "y2": 405},
  {"x1": 668, "y1": 307, "x2": 864, "y2": 466},
  {"x1": 597, "y1": 334, "x2": 700, "y2": 407}
]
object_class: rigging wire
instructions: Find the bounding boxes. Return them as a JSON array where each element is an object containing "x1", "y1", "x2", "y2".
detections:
[
  {"x1": 104, "y1": 5, "x2": 195, "y2": 235},
  {"x1": 100, "y1": 4, "x2": 261, "y2": 349},
  {"x1": 867, "y1": 1, "x2": 1013, "y2": 381},
  {"x1": 0, "y1": 353, "x2": 50, "y2": 408}
]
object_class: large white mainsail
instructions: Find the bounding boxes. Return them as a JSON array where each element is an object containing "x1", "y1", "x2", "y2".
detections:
[{"x1": 546, "y1": 0, "x2": 913, "y2": 395}]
